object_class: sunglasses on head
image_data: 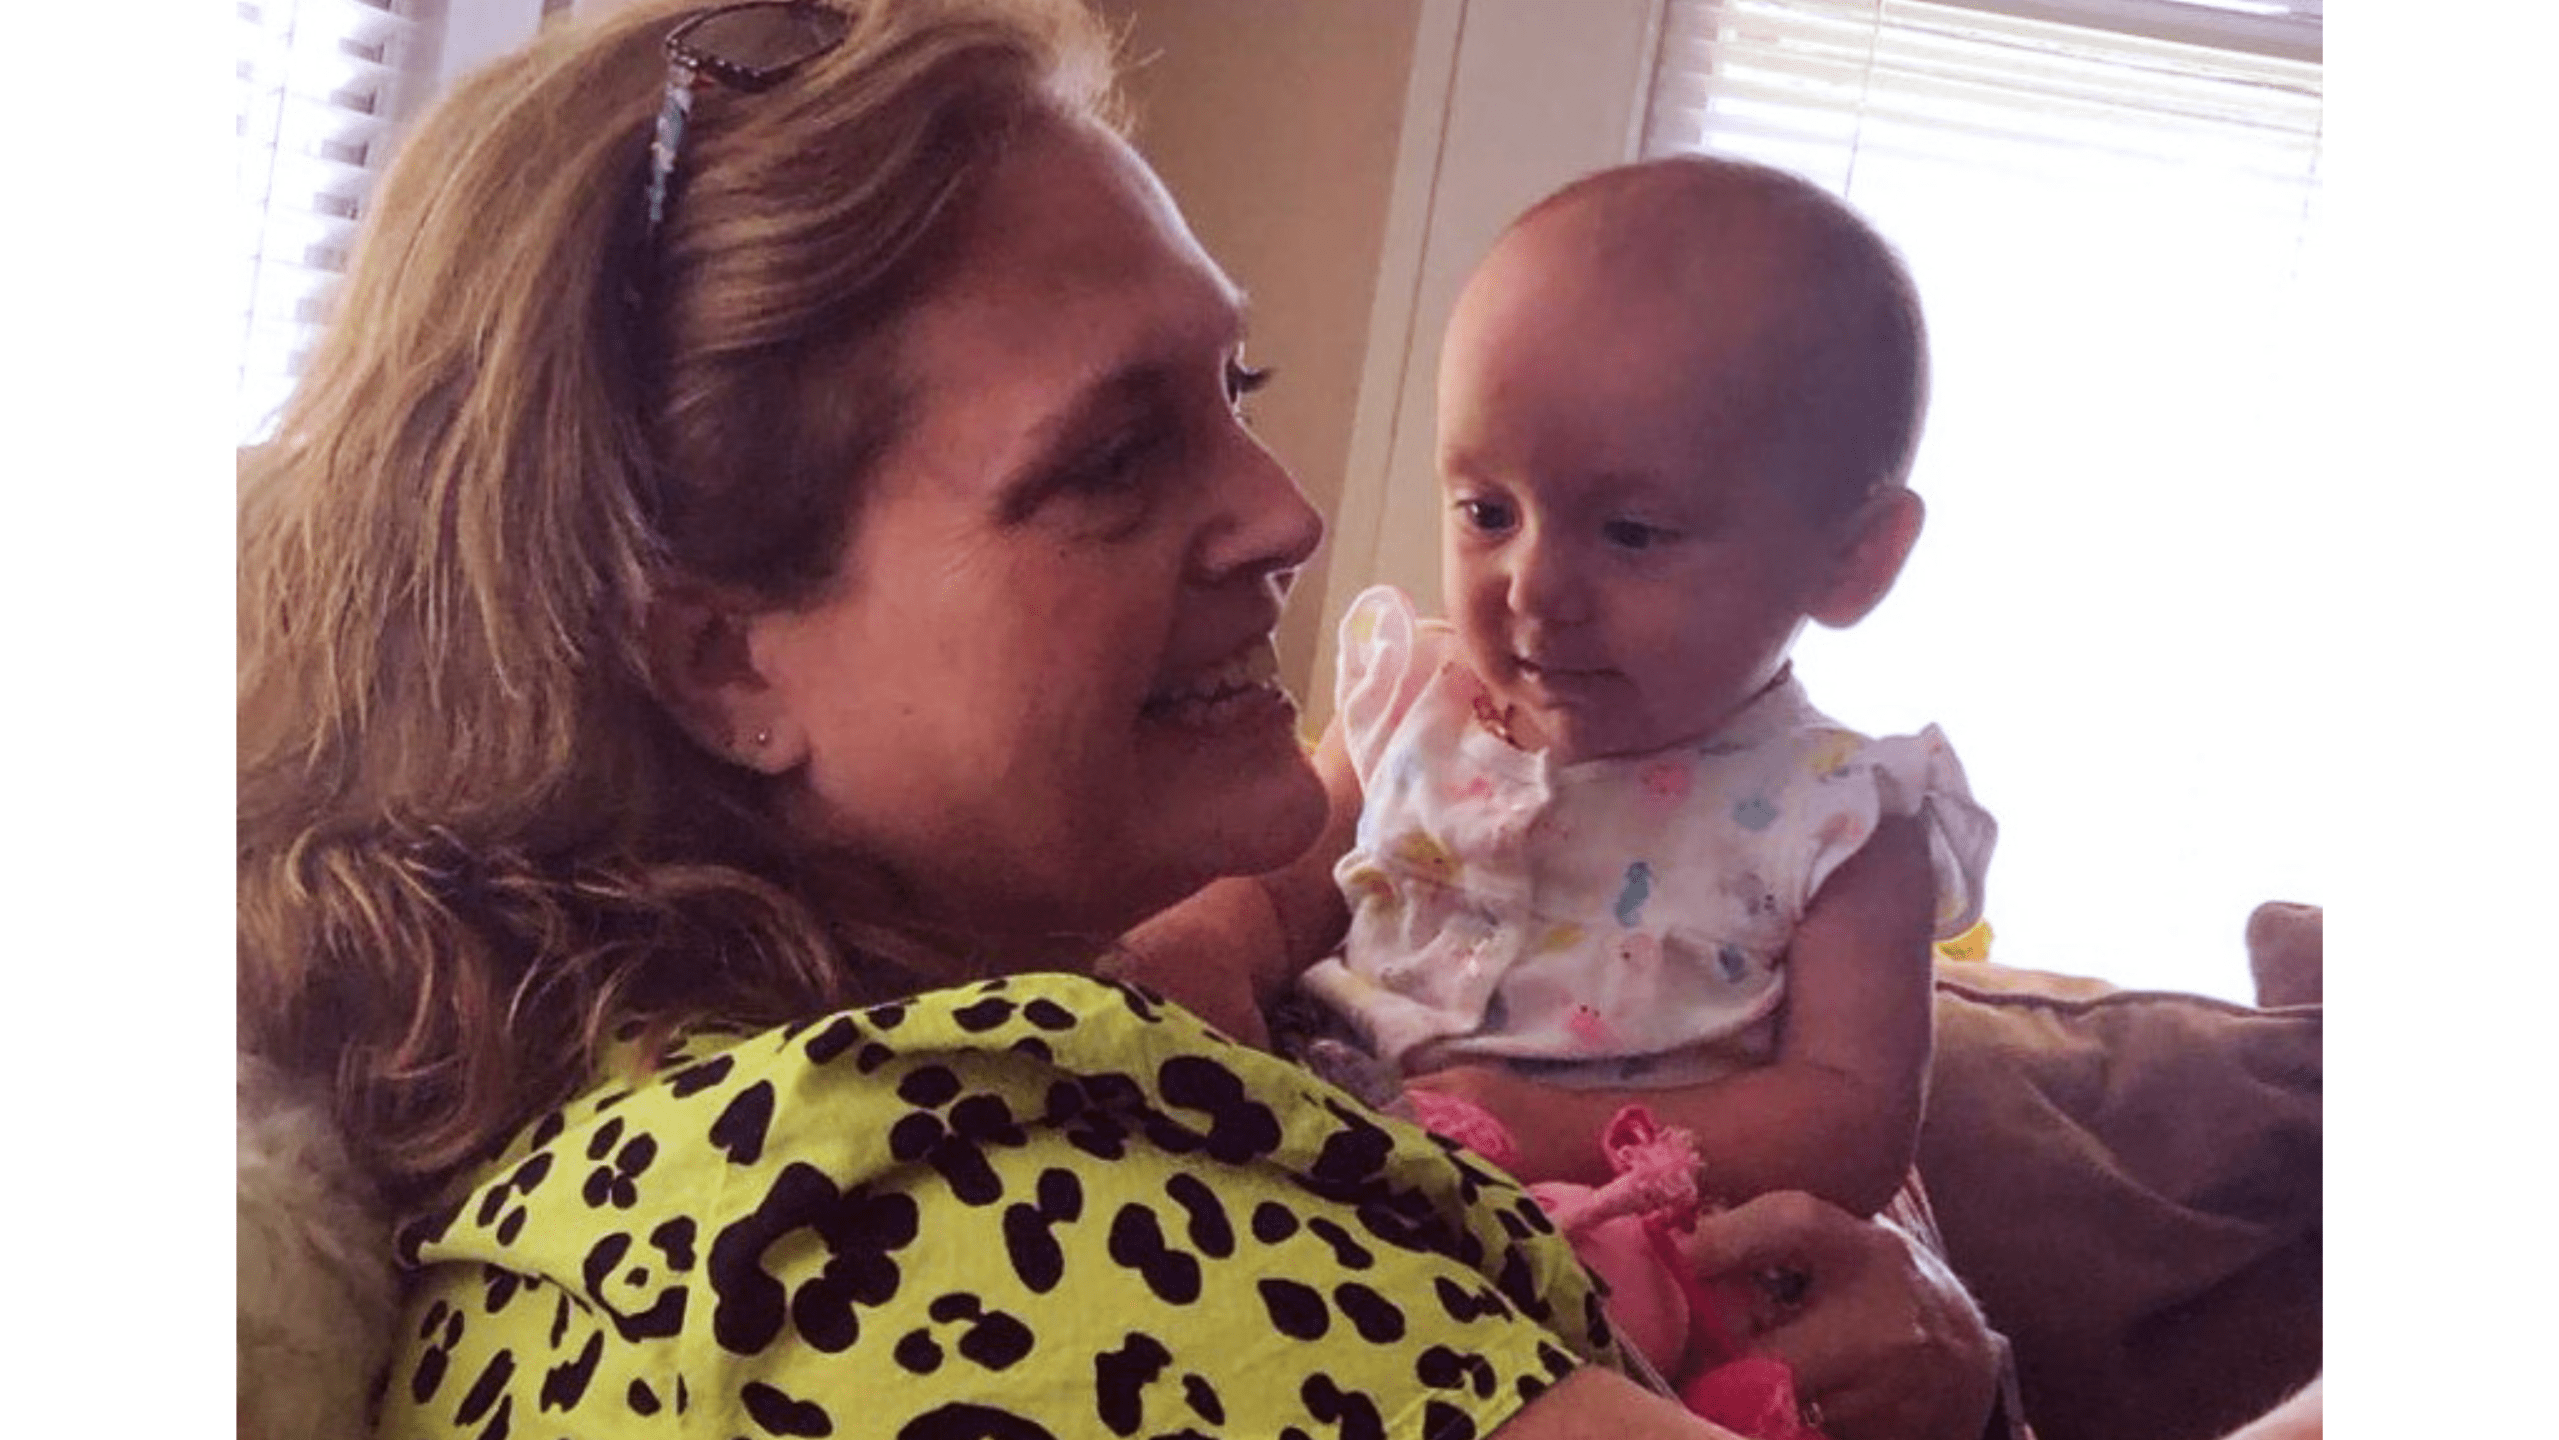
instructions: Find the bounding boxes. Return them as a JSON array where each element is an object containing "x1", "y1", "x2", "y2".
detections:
[{"x1": 638, "y1": 2, "x2": 851, "y2": 272}]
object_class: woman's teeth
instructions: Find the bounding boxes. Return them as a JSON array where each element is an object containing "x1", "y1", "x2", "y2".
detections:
[{"x1": 1145, "y1": 643, "x2": 1288, "y2": 728}]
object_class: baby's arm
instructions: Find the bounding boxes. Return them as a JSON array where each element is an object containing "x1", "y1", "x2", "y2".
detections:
[
  {"x1": 1410, "y1": 812, "x2": 1936, "y2": 1216},
  {"x1": 1106, "y1": 720, "x2": 1362, "y2": 1046}
]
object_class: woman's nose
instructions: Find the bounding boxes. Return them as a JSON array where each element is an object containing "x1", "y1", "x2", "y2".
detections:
[{"x1": 1195, "y1": 433, "x2": 1323, "y2": 585}]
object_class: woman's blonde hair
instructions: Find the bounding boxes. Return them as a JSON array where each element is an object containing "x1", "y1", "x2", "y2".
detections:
[{"x1": 238, "y1": 0, "x2": 1119, "y2": 1204}]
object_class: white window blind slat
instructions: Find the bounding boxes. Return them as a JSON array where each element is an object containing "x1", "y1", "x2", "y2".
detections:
[
  {"x1": 1639, "y1": 0, "x2": 2323, "y2": 1000},
  {"x1": 233, "y1": 0, "x2": 444, "y2": 443},
  {"x1": 1944, "y1": 0, "x2": 2319, "y2": 63},
  {"x1": 1647, "y1": 1, "x2": 2320, "y2": 191},
  {"x1": 242, "y1": 317, "x2": 327, "y2": 374},
  {"x1": 245, "y1": 257, "x2": 349, "y2": 316}
]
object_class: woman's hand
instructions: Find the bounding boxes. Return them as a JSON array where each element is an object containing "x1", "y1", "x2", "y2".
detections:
[{"x1": 1676, "y1": 1191, "x2": 2000, "y2": 1440}]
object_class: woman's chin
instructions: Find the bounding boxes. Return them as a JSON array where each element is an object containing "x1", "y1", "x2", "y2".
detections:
[
  {"x1": 1234, "y1": 752, "x2": 1331, "y2": 867},
  {"x1": 1142, "y1": 736, "x2": 1327, "y2": 896}
]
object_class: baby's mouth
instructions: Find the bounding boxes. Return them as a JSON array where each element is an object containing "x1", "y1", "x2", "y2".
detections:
[
  {"x1": 1143, "y1": 639, "x2": 1290, "y2": 729},
  {"x1": 1516, "y1": 656, "x2": 1610, "y2": 682}
]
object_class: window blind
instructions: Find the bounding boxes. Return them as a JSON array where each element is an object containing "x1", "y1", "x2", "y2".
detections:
[
  {"x1": 1644, "y1": 0, "x2": 2320, "y2": 233},
  {"x1": 234, "y1": 0, "x2": 445, "y2": 444},
  {"x1": 1637, "y1": 0, "x2": 2325, "y2": 999}
]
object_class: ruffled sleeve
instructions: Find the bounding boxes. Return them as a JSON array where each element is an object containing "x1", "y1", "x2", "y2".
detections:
[
  {"x1": 1332, "y1": 584, "x2": 1450, "y2": 787},
  {"x1": 1799, "y1": 724, "x2": 1997, "y2": 939}
]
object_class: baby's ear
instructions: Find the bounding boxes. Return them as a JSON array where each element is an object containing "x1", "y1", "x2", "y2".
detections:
[{"x1": 1807, "y1": 488, "x2": 1924, "y2": 628}]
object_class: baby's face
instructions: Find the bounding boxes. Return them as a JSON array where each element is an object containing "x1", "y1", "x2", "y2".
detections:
[{"x1": 1434, "y1": 219, "x2": 1840, "y2": 764}]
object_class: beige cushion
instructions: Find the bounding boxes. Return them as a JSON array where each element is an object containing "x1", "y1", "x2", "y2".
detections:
[
  {"x1": 1918, "y1": 962, "x2": 2321, "y2": 1440},
  {"x1": 238, "y1": 1053, "x2": 399, "y2": 1440}
]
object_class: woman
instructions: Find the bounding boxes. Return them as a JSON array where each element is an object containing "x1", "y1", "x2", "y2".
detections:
[{"x1": 238, "y1": 2, "x2": 2005, "y2": 1435}]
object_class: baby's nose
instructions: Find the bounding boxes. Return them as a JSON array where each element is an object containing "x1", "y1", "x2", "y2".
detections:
[{"x1": 1507, "y1": 540, "x2": 1591, "y2": 623}]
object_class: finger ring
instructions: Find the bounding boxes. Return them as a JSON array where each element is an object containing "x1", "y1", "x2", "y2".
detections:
[{"x1": 1802, "y1": 1399, "x2": 1825, "y2": 1430}]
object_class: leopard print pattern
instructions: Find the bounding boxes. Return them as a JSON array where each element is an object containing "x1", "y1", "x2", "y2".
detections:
[{"x1": 375, "y1": 974, "x2": 1628, "y2": 1438}]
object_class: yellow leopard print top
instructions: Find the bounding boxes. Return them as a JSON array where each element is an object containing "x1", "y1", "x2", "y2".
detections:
[{"x1": 376, "y1": 974, "x2": 1630, "y2": 1438}]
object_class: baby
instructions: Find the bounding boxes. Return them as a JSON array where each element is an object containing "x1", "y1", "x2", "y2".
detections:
[{"x1": 1120, "y1": 155, "x2": 1994, "y2": 1222}]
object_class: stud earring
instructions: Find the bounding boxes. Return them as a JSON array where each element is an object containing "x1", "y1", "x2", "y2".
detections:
[{"x1": 752, "y1": 728, "x2": 772, "y2": 748}]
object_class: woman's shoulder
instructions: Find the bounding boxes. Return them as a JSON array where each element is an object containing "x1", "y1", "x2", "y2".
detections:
[
  {"x1": 402, "y1": 975, "x2": 1291, "y2": 1237},
  {"x1": 380, "y1": 973, "x2": 1623, "y2": 1437},
  {"x1": 395, "y1": 968, "x2": 1608, "y2": 1316}
]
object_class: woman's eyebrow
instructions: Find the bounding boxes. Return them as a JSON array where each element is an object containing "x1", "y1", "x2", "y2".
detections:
[
  {"x1": 988, "y1": 295, "x2": 1247, "y2": 524},
  {"x1": 990, "y1": 363, "x2": 1175, "y2": 525}
]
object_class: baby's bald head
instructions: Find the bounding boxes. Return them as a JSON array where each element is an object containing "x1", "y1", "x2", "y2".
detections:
[{"x1": 1486, "y1": 156, "x2": 1929, "y2": 523}]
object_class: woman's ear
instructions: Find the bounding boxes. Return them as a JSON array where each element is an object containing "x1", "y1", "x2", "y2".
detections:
[
  {"x1": 1807, "y1": 488, "x2": 1925, "y2": 629},
  {"x1": 643, "y1": 583, "x2": 807, "y2": 775}
]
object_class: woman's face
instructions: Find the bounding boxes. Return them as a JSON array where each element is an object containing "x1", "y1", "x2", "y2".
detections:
[{"x1": 741, "y1": 117, "x2": 1328, "y2": 954}]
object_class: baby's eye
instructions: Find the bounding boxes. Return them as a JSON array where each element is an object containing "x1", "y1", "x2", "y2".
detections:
[
  {"x1": 1455, "y1": 497, "x2": 1517, "y2": 535},
  {"x1": 1223, "y1": 355, "x2": 1273, "y2": 416},
  {"x1": 1603, "y1": 518, "x2": 1674, "y2": 551}
]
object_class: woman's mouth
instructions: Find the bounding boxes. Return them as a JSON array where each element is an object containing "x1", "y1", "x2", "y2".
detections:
[{"x1": 1143, "y1": 639, "x2": 1293, "y2": 731}]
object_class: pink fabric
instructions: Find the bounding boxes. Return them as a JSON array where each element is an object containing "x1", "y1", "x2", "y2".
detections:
[
  {"x1": 1404, "y1": 1088, "x2": 1521, "y2": 1173},
  {"x1": 1684, "y1": 1357, "x2": 1825, "y2": 1440},
  {"x1": 1414, "y1": 1095, "x2": 1829, "y2": 1440}
]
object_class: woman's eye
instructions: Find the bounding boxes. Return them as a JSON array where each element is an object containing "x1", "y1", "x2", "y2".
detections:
[
  {"x1": 1223, "y1": 356, "x2": 1273, "y2": 415},
  {"x1": 1455, "y1": 498, "x2": 1516, "y2": 534},
  {"x1": 1603, "y1": 518, "x2": 1672, "y2": 551},
  {"x1": 1063, "y1": 425, "x2": 1165, "y2": 497}
]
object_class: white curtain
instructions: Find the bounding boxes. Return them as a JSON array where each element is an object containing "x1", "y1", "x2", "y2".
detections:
[{"x1": 1644, "y1": 0, "x2": 2324, "y2": 1000}]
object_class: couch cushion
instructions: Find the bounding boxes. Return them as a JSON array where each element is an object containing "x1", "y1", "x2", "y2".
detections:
[
  {"x1": 1918, "y1": 963, "x2": 2320, "y2": 1440},
  {"x1": 239, "y1": 1053, "x2": 398, "y2": 1440}
]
